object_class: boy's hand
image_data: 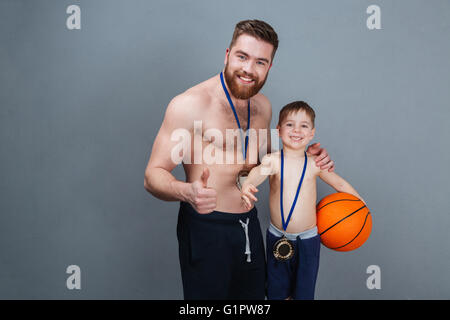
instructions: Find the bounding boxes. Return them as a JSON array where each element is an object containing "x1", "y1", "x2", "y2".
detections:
[{"x1": 241, "y1": 183, "x2": 259, "y2": 210}]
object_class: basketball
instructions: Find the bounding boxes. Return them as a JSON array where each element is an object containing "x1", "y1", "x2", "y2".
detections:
[{"x1": 316, "y1": 192, "x2": 372, "y2": 252}]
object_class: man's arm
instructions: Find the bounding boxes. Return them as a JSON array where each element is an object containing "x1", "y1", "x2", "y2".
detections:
[
  {"x1": 144, "y1": 92, "x2": 217, "y2": 213},
  {"x1": 144, "y1": 94, "x2": 194, "y2": 201},
  {"x1": 144, "y1": 93, "x2": 217, "y2": 215}
]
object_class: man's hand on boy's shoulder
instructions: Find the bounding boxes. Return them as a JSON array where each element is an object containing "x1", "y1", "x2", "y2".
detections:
[{"x1": 306, "y1": 143, "x2": 335, "y2": 172}]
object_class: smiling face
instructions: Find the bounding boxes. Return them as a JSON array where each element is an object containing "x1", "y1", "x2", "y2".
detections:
[
  {"x1": 223, "y1": 34, "x2": 273, "y2": 99},
  {"x1": 277, "y1": 110, "x2": 316, "y2": 150}
]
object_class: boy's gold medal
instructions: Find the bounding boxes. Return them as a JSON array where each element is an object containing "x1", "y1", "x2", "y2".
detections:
[
  {"x1": 273, "y1": 235, "x2": 294, "y2": 261},
  {"x1": 274, "y1": 149, "x2": 308, "y2": 261}
]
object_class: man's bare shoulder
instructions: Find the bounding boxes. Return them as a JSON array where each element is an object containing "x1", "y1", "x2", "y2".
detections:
[
  {"x1": 253, "y1": 92, "x2": 272, "y2": 119},
  {"x1": 253, "y1": 92, "x2": 271, "y2": 106},
  {"x1": 169, "y1": 88, "x2": 211, "y2": 112},
  {"x1": 165, "y1": 84, "x2": 213, "y2": 124}
]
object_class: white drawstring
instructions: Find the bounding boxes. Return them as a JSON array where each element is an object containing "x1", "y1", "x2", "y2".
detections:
[{"x1": 239, "y1": 218, "x2": 251, "y2": 263}]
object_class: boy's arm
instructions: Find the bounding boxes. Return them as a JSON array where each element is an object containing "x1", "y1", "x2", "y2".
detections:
[
  {"x1": 243, "y1": 154, "x2": 275, "y2": 188},
  {"x1": 240, "y1": 154, "x2": 276, "y2": 209},
  {"x1": 318, "y1": 169, "x2": 367, "y2": 205}
]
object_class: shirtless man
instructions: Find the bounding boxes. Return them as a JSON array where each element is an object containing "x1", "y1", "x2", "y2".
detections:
[{"x1": 144, "y1": 20, "x2": 334, "y2": 299}]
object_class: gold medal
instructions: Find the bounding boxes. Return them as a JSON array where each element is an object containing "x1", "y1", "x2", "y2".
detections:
[
  {"x1": 273, "y1": 235, "x2": 294, "y2": 261},
  {"x1": 236, "y1": 170, "x2": 249, "y2": 190}
]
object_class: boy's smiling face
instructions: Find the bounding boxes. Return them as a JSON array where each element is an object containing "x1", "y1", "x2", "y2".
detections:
[{"x1": 277, "y1": 110, "x2": 315, "y2": 150}]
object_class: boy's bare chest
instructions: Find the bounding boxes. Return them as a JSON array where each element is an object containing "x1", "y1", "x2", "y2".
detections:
[{"x1": 270, "y1": 163, "x2": 317, "y2": 193}]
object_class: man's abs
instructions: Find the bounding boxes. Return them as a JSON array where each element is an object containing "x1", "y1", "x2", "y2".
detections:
[{"x1": 184, "y1": 162, "x2": 254, "y2": 213}]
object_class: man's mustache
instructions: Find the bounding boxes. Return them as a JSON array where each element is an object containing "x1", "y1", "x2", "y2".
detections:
[{"x1": 235, "y1": 71, "x2": 258, "y2": 82}]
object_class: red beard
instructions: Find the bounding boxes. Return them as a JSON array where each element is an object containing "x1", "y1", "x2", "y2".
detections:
[{"x1": 224, "y1": 63, "x2": 267, "y2": 100}]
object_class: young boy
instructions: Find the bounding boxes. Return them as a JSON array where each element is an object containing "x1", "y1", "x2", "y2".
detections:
[{"x1": 240, "y1": 101, "x2": 367, "y2": 300}]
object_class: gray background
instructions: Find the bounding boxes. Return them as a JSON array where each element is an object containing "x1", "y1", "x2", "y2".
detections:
[{"x1": 1, "y1": 0, "x2": 449, "y2": 299}]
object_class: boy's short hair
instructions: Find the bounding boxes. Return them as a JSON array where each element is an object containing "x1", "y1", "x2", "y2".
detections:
[
  {"x1": 278, "y1": 101, "x2": 316, "y2": 128},
  {"x1": 229, "y1": 19, "x2": 279, "y2": 61}
]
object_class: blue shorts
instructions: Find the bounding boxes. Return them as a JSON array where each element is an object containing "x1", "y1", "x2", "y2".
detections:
[{"x1": 266, "y1": 223, "x2": 321, "y2": 300}]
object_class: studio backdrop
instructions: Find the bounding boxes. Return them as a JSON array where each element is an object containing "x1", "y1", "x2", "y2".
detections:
[{"x1": 1, "y1": 0, "x2": 449, "y2": 299}]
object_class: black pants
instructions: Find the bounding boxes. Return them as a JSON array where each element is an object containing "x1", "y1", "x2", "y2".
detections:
[{"x1": 177, "y1": 202, "x2": 266, "y2": 300}]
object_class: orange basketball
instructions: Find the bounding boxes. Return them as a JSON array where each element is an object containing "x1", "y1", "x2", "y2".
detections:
[{"x1": 316, "y1": 192, "x2": 372, "y2": 252}]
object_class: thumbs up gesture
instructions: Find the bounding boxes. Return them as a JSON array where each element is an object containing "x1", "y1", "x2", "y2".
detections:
[{"x1": 188, "y1": 168, "x2": 217, "y2": 214}]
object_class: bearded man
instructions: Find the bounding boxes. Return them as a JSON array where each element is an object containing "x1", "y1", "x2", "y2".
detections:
[{"x1": 144, "y1": 20, "x2": 334, "y2": 299}]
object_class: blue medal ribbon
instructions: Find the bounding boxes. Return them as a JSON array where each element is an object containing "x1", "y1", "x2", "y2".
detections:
[
  {"x1": 220, "y1": 71, "x2": 250, "y2": 160},
  {"x1": 280, "y1": 149, "x2": 308, "y2": 231}
]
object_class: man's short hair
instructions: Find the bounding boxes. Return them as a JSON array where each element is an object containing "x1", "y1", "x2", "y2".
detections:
[{"x1": 229, "y1": 19, "x2": 279, "y2": 61}]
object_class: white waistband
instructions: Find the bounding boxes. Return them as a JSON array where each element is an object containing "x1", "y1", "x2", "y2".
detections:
[{"x1": 269, "y1": 223, "x2": 318, "y2": 241}]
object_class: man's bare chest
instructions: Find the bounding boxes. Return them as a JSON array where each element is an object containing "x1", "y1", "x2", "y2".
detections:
[{"x1": 196, "y1": 101, "x2": 269, "y2": 150}]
